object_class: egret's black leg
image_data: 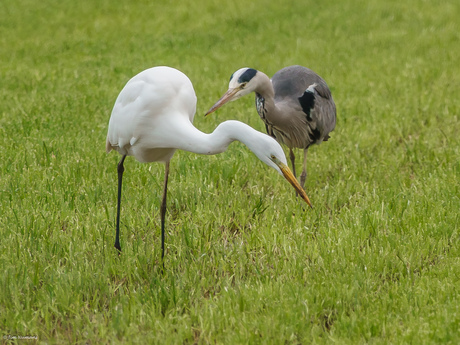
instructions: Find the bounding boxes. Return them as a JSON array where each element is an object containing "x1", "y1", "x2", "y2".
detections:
[
  {"x1": 300, "y1": 149, "x2": 308, "y2": 190},
  {"x1": 114, "y1": 155, "x2": 127, "y2": 252},
  {"x1": 160, "y1": 161, "x2": 170, "y2": 264}
]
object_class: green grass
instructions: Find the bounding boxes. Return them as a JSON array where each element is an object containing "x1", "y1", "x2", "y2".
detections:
[{"x1": 1, "y1": 0, "x2": 459, "y2": 343}]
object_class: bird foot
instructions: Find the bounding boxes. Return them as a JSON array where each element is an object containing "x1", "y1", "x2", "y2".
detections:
[{"x1": 114, "y1": 242, "x2": 122, "y2": 253}]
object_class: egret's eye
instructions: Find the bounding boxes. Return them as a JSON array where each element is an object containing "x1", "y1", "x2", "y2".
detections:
[{"x1": 270, "y1": 154, "x2": 276, "y2": 160}]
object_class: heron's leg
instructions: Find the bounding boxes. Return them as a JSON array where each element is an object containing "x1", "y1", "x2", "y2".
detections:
[
  {"x1": 115, "y1": 155, "x2": 127, "y2": 252},
  {"x1": 289, "y1": 148, "x2": 297, "y2": 179},
  {"x1": 160, "y1": 161, "x2": 170, "y2": 263},
  {"x1": 300, "y1": 149, "x2": 308, "y2": 189}
]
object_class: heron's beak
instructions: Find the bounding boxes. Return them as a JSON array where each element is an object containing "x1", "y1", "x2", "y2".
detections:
[
  {"x1": 205, "y1": 88, "x2": 239, "y2": 116},
  {"x1": 278, "y1": 162, "x2": 313, "y2": 208}
]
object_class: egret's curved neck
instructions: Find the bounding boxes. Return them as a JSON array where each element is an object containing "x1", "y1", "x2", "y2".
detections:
[{"x1": 172, "y1": 120, "x2": 265, "y2": 156}]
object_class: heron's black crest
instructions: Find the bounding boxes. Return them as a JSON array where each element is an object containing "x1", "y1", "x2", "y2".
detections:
[
  {"x1": 298, "y1": 88, "x2": 316, "y2": 122},
  {"x1": 238, "y1": 68, "x2": 257, "y2": 83}
]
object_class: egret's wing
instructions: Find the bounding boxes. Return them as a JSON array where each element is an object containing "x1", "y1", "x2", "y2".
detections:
[
  {"x1": 106, "y1": 79, "x2": 146, "y2": 153},
  {"x1": 106, "y1": 67, "x2": 197, "y2": 156}
]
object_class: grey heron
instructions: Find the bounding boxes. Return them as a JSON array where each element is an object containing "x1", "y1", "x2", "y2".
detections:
[
  {"x1": 106, "y1": 66, "x2": 312, "y2": 261},
  {"x1": 206, "y1": 65, "x2": 336, "y2": 189}
]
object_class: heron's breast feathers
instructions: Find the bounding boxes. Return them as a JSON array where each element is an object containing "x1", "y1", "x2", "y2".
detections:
[{"x1": 255, "y1": 93, "x2": 267, "y2": 121}]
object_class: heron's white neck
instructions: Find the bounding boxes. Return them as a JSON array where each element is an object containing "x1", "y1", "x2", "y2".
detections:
[
  {"x1": 254, "y1": 71, "x2": 275, "y2": 99},
  {"x1": 252, "y1": 72, "x2": 277, "y2": 117}
]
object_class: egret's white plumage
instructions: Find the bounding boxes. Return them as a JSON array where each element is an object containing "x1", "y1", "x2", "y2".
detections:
[
  {"x1": 106, "y1": 66, "x2": 311, "y2": 261},
  {"x1": 106, "y1": 67, "x2": 196, "y2": 162}
]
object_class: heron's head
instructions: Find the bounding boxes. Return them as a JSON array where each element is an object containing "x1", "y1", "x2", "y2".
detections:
[{"x1": 205, "y1": 68, "x2": 259, "y2": 115}]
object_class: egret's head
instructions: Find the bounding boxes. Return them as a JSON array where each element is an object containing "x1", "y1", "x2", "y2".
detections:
[
  {"x1": 249, "y1": 132, "x2": 313, "y2": 208},
  {"x1": 205, "y1": 68, "x2": 259, "y2": 115}
]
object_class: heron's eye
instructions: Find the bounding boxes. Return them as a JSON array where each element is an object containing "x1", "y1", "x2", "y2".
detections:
[{"x1": 240, "y1": 82, "x2": 247, "y2": 89}]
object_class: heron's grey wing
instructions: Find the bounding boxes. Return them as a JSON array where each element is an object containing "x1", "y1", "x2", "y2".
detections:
[
  {"x1": 272, "y1": 65, "x2": 329, "y2": 100},
  {"x1": 308, "y1": 89, "x2": 336, "y2": 140},
  {"x1": 272, "y1": 65, "x2": 336, "y2": 145}
]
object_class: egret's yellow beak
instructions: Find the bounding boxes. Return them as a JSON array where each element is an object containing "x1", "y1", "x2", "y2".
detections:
[
  {"x1": 205, "y1": 88, "x2": 239, "y2": 116},
  {"x1": 278, "y1": 162, "x2": 313, "y2": 208}
]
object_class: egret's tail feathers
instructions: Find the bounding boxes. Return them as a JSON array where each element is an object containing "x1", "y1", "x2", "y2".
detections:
[{"x1": 106, "y1": 138, "x2": 113, "y2": 153}]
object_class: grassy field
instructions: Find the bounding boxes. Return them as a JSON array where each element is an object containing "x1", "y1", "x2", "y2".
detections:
[{"x1": 1, "y1": 0, "x2": 459, "y2": 343}]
